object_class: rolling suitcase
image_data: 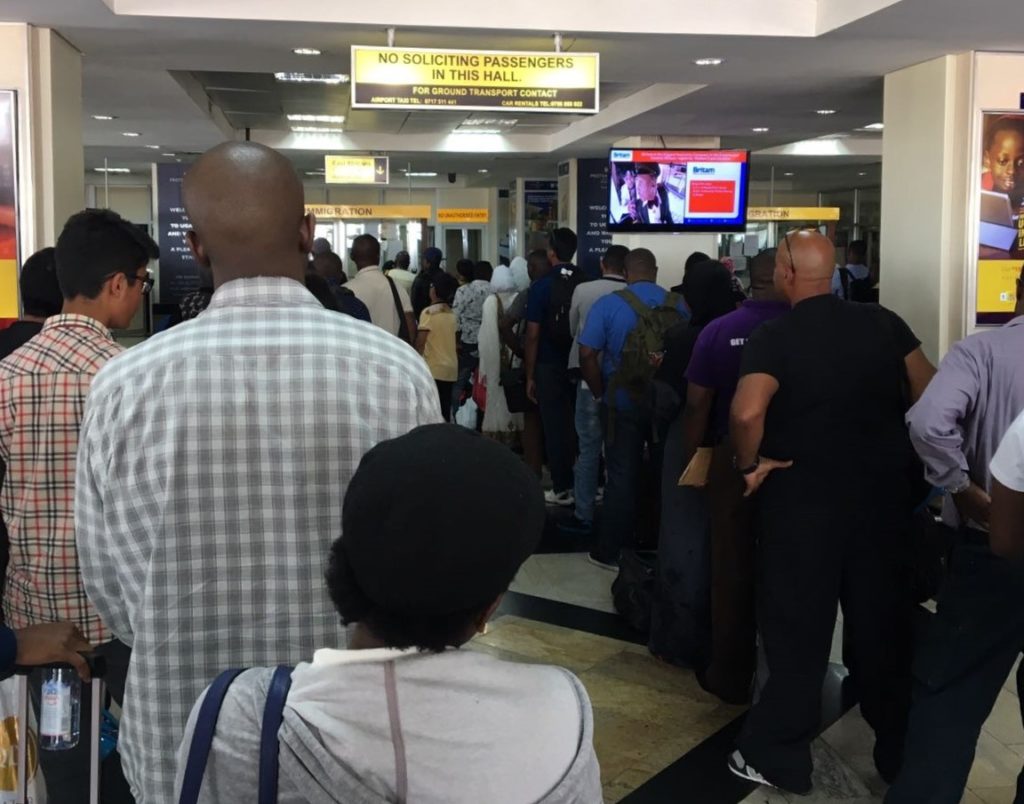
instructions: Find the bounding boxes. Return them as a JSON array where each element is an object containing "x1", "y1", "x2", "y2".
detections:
[{"x1": 12, "y1": 655, "x2": 107, "y2": 804}]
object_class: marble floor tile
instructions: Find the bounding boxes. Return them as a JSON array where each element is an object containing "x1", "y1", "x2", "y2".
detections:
[
  {"x1": 983, "y1": 688, "x2": 1024, "y2": 747},
  {"x1": 967, "y1": 731, "x2": 1024, "y2": 790},
  {"x1": 510, "y1": 553, "x2": 616, "y2": 613},
  {"x1": 819, "y1": 707, "x2": 888, "y2": 797},
  {"x1": 970, "y1": 787, "x2": 1017, "y2": 804},
  {"x1": 473, "y1": 615, "x2": 625, "y2": 674},
  {"x1": 962, "y1": 792, "x2": 986, "y2": 804}
]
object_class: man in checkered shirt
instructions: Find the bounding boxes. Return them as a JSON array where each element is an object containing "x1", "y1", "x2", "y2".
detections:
[
  {"x1": 0, "y1": 208, "x2": 157, "y2": 802},
  {"x1": 75, "y1": 143, "x2": 442, "y2": 803}
]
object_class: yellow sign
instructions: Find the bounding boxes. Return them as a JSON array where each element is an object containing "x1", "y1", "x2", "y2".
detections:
[
  {"x1": 325, "y1": 155, "x2": 390, "y2": 185},
  {"x1": 306, "y1": 204, "x2": 431, "y2": 220},
  {"x1": 351, "y1": 46, "x2": 600, "y2": 114},
  {"x1": 0, "y1": 260, "x2": 16, "y2": 320},
  {"x1": 977, "y1": 259, "x2": 1021, "y2": 315},
  {"x1": 747, "y1": 207, "x2": 841, "y2": 222},
  {"x1": 438, "y1": 208, "x2": 490, "y2": 224}
]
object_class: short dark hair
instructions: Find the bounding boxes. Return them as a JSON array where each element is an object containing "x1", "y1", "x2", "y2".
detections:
[
  {"x1": 847, "y1": 239, "x2": 868, "y2": 263},
  {"x1": 350, "y1": 234, "x2": 381, "y2": 268},
  {"x1": 475, "y1": 261, "x2": 494, "y2": 282},
  {"x1": 431, "y1": 272, "x2": 459, "y2": 305},
  {"x1": 455, "y1": 258, "x2": 475, "y2": 282},
  {"x1": 635, "y1": 164, "x2": 660, "y2": 179},
  {"x1": 19, "y1": 247, "x2": 62, "y2": 317},
  {"x1": 55, "y1": 209, "x2": 158, "y2": 300},
  {"x1": 305, "y1": 271, "x2": 341, "y2": 312},
  {"x1": 382, "y1": 260, "x2": 396, "y2": 272},
  {"x1": 312, "y1": 251, "x2": 345, "y2": 282},
  {"x1": 603, "y1": 245, "x2": 629, "y2": 275},
  {"x1": 326, "y1": 538, "x2": 489, "y2": 653},
  {"x1": 548, "y1": 228, "x2": 577, "y2": 263},
  {"x1": 684, "y1": 251, "x2": 711, "y2": 275},
  {"x1": 985, "y1": 116, "x2": 1024, "y2": 152}
]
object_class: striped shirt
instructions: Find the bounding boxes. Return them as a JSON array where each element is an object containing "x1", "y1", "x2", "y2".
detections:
[
  {"x1": 0, "y1": 315, "x2": 120, "y2": 643},
  {"x1": 75, "y1": 277, "x2": 441, "y2": 803}
]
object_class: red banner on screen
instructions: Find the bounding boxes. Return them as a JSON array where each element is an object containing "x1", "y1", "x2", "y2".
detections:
[
  {"x1": 631, "y1": 150, "x2": 747, "y2": 164},
  {"x1": 689, "y1": 181, "x2": 738, "y2": 214}
]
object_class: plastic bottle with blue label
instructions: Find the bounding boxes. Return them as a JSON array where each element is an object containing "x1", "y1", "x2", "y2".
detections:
[{"x1": 39, "y1": 666, "x2": 80, "y2": 750}]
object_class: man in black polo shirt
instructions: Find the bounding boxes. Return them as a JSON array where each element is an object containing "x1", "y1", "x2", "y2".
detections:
[{"x1": 727, "y1": 230, "x2": 935, "y2": 794}]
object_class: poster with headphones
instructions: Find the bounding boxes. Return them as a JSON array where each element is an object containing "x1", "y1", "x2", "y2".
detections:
[{"x1": 977, "y1": 112, "x2": 1024, "y2": 325}]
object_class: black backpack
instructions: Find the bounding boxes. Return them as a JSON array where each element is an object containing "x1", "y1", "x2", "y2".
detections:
[{"x1": 543, "y1": 265, "x2": 586, "y2": 353}]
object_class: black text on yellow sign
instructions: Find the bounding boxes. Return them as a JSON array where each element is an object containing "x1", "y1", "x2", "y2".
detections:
[{"x1": 351, "y1": 46, "x2": 600, "y2": 114}]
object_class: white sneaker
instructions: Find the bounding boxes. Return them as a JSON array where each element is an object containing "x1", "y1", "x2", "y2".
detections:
[
  {"x1": 544, "y1": 490, "x2": 575, "y2": 507},
  {"x1": 595, "y1": 488, "x2": 605, "y2": 503},
  {"x1": 727, "y1": 751, "x2": 776, "y2": 789}
]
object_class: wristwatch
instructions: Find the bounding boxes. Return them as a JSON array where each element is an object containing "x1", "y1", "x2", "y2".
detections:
[
  {"x1": 948, "y1": 476, "x2": 972, "y2": 495},
  {"x1": 734, "y1": 455, "x2": 761, "y2": 476}
]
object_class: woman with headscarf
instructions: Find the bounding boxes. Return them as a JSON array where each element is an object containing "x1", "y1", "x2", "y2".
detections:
[
  {"x1": 477, "y1": 263, "x2": 525, "y2": 446},
  {"x1": 648, "y1": 260, "x2": 739, "y2": 669}
]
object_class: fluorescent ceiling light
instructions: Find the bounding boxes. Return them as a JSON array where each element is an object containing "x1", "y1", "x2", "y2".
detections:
[
  {"x1": 406, "y1": 172, "x2": 438, "y2": 177},
  {"x1": 291, "y1": 126, "x2": 344, "y2": 133},
  {"x1": 463, "y1": 118, "x2": 517, "y2": 127},
  {"x1": 305, "y1": 170, "x2": 326, "y2": 176},
  {"x1": 859, "y1": 122, "x2": 884, "y2": 131},
  {"x1": 783, "y1": 172, "x2": 795, "y2": 177},
  {"x1": 287, "y1": 114, "x2": 346, "y2": 124},
  {"x1": 478, "y1": 169, "x2": 489, "y2": 174},
  {"x1": 452, "y1": 129, "x2": 502, "y2": 135},
  {"x1": 275, "y1": 72, "x2": 349, "y2": 84},
  {"x1": 694, "y1": 58, "x2": 724, "y2": 66},
  {"x1": 816, "y1": 109, "x2": 837, "y2": 115},
  {"x1": 162, "y1": 153, "x2": 176, "y2": 157},
  {"x1": 92, "y1": 114, "x2": 116, "y2": 121},
  {"x1": 752, "y1": 127, "x2": 770, "y2": 133},
  {"x1": 144, "y1": 145, "x2": 161, "y2": 150},
  {"x1": 94, "y1": 167, "x2": 130, "y2": 174},
  {"x1": 121, "y1": 131, "x2": 141, "y2": 137},
  {"x1": 292, "y1": 48, "x2": 321, "y2": 56},
  {"x1": 858, "y1": 171, "x2": 868, "y2": 176}
]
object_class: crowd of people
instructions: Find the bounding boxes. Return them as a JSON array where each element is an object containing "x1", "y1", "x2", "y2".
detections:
[{"x1": 0, "y1": 138, "x2": 1023, "y2": 803}]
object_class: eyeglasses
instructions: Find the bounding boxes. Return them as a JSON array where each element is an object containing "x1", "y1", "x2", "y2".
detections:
[
  {"x1": 782, "y1": 226, "x2": 820, "y2": 274},
  {"x1": 109, "y1": 270, "x2": 154, "y2": 295}
]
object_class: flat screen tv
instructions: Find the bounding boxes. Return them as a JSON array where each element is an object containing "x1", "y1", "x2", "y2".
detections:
[{"x1": 607, "y1": 148, "x2": 751, "y2": 233}]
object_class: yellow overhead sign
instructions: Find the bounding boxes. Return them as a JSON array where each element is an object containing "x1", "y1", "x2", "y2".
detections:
[
  {"x1": 747, "y1": 207, "x2": 841, "y2": 222},
  {"x1": 306, "y1": 204, "x2": 431, "y2": 220},
  {"x1": 325, "y1": 155, "x2": 390, "y2": 185},
  {"x1": 437, "y1": 208, "x2": 490, "y2": 224},
  {"x1": 351, "y1": 46, "x2": 600, "y2": 114}
]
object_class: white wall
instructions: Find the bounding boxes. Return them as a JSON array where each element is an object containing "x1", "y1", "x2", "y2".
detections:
[
  {"x1": 879, "y1": 53, "x2": 970, "y2": 361},
  {"x1": 611, "y1": 232, "x2": 718, "y2": 290}
]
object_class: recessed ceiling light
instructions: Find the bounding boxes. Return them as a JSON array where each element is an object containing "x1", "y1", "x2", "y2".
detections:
[
  {"x1": 162, "y1": 153, "x2": 176, "y2": 157},
  {"x1": 858, "y1": 171, "x2": 868, "y2": 176},
  {"x1": 287, "y1": 114, "x2": 346, "y2": 124},
  {"x1": 121, "y1": 131, "x2": 141, "y2": 137},
  {"x1": 463, "y1": 118, "x2": 517, "y2": 127},
  {"x1": 305, "y1": 170, "x2": 326, "y2": 176},
  {"x1": 292, "y1": 47, "x2": 322, "y2": 56},
  {"x1": 478, "y1": 169, "x2": 489, "y2": 174},
  {"x1": 92, "y1": 114, "x2": 117, "y2": 121},
  {"x1": 752, "y1": 127, "x2": 770, "y2": 133},
  {"x1": 816, "y1": 109, "x2": 837, "y2": 115},
  {"x1": 693, "y1": 58, "x2": 724, "y2": 66},
  {"x1": 406, "y1": 172, "x2": 438, "y2": 178},
  {"x1": 94, "y1": 167, "x2": 130, "y2": 174},
  {"x1": 859, "y1": 122, "x2": 884, "y2": 131},
  {"x1": 783, "y1": 171, "x2": 795, "y2": 177},
  {"x1": 452, "y1": 129, "x2": 502, "y2": 135},
  {"x1": 291, "y1": 125, "x2": 344, "y2": 133},
  {"x1": 275, "y1": 72, "x2": 349, "y2": 85},
  {"x1": 144, "y1": 145, "x2": 161, "y2": 150}
]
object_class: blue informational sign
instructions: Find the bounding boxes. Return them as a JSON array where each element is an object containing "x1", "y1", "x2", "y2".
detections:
[
  {"x1": 575, "y1": 159, "x2": 612, "y2": 279},
  {"x1": 156, "y1": 163, "x2": 197, "y2": 304}
]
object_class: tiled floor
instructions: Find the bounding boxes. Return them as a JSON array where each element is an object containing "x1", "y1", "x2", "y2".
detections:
[
  {"x1": 472, "y1": 614, "x2": 745, "y2": 803},
  {"x1": 511, "y1": 552, "x2": 617, "y2": 613}
]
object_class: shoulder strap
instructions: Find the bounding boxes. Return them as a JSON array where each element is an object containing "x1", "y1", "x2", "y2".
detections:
[
  {"x1": 615, "y1": 288, "x2": 654, "y2": 320},
  {"x1": 258, "y1": 665, "x2": 294, "y2": 804},
  {"x1": 178, "y1": 668, "x2": 246, "y2": 804},
  {"x1": 386, "y1": 275, "x2": 411, "y2": 343}
]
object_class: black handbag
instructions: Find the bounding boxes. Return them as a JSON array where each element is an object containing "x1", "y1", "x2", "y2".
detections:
[
  {"x1": 500, "y1": 365, "x2": 531, "y2": 413},
  {"x1": 612, "y1": 549, "x2": 657, "y2": 634}
]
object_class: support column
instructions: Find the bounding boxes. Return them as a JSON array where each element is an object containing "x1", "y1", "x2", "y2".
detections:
[
  {"x1": 879, "y1": 54, "x2": 970, "y2": 361},
  {"x1": 0, "y1": 24, "x2": 83, "y2": 321}
]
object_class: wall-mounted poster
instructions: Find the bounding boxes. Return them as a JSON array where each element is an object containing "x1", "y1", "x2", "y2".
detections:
[
  {"x1": 0, "y1": 91, "x2": 18, "y2": 327},
  {"x1": 977, "y1": 112, "x2": 1024, "y2": 325}
]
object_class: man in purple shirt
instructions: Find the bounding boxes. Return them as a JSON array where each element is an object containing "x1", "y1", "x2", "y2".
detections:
[
  {"x1": 889, "y1": 265, "x2": 1024, "y2": 803},
  {"x1": 681, "y1": 248, "x2": 789, "y2": 703}
]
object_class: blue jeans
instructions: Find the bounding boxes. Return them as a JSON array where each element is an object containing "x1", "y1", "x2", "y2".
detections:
[
  {"x1": 597, "y1": 404, "x2": 662, "y2": 561},
  {"x1": 886, "y1": 539, "x2": 1024, "y2": 804},
  {"x1": 573, "y1": 385, "x2": 602, "y2": 523},
  {"x1": 534, "y1": 362, "x2": 575, "y2": 493}
]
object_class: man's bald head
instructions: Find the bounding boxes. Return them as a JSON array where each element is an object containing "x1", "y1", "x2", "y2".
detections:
[
  {"x1": 183, "y1": 142, "x2": 312, "y2": 286},
  {"x1": 626, "y1": 248, "x2": 658, "y2": 283},
  {"x1": 775, "y1": 229, "x2": 838, "y2": 303}
]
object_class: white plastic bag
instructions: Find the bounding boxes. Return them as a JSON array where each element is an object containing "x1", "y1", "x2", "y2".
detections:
[
  {"x1": 0, "y1": 675, "x2": 46, "y2": 803},
  {"x1": 454, "y1": 398, "x2": 479, "y2": 430}
]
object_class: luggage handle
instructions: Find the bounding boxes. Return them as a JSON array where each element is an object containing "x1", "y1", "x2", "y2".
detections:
[{"x1": 14, "y1": 653, "x2": 108, "y2": 804}]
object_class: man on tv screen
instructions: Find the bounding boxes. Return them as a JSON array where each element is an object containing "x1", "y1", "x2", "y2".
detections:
[{"x1": 618, "y1": 165, "x2": 674, "y2": 226}]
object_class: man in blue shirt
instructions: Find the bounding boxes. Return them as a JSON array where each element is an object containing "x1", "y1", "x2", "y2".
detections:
[
  {"x1": 525, "y1": 228, "x2": 583, "y2": 506},
  {"x1": 579, "y1": 248, "x2": 688, "y2": 568}
]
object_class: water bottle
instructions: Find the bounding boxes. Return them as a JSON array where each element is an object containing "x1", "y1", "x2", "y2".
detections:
[{"x1": 39, "y1": 666, "x2": 80, "y2": 751}]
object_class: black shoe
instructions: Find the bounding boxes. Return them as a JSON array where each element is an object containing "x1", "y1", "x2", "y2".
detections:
[
  {"x1": 587, "y1": 551, "x2": 619, "y2": 571},
  {"x1": 558, "y1": 516, "x2": 592, "y2": 536},
  {"x1": 727, "y1": 751, "x2": 812, "y2": 795}
]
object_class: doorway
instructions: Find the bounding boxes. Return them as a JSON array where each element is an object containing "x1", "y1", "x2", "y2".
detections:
[{"x1": 443, "y1": 226, "x2": 484, "y2": 265}]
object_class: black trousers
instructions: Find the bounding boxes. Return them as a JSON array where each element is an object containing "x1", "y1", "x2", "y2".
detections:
[
  {"x1": 30, "y1": 639, "x2": 133, "y2": 804},
  {"x1": 436, "y1": 380, "x2": 454, "y2": 422},
  {"x1": 886, "y1": 540, "x2": 1024, "y2": 804},
  {"x1": 737, "y1": 473, "x2": 914, "y2": 791}
]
